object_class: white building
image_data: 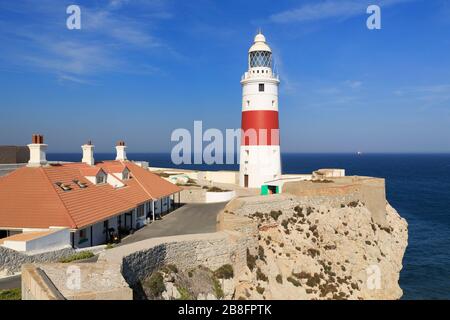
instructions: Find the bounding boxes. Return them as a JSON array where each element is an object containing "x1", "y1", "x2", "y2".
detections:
[{"x1": 0, "y1": 135, "x2": 182, "y2": 251}]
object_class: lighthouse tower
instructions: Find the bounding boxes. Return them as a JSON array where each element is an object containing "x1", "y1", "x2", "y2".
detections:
[{"x1": 239, "y1": 32, "x2": 282, "y2": 189}]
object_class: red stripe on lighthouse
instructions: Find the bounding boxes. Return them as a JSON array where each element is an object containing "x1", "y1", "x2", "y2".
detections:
[{"x1": 241, "y1": 110, "x2": 280, "y2": 146}]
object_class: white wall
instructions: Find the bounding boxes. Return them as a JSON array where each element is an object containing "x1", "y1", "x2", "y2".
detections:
[
  {"x1": 2, "y1": 228, "x2": 71, "y2": 252},
  {"x1": 205, "y1": 191, "x2": 236, "y2": 203}
]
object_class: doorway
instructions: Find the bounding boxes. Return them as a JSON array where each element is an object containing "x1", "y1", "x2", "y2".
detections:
[{"x1": 244, "y1": 174, "x2": 249, "y2": 187}]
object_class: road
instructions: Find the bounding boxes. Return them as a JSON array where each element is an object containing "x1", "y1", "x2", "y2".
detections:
[
  {"x1": 120, "y1": 202, "x2": 227, "y2": 245},
  {"x1": 0, "y1": 275, "x2": 21, "y2": 290}
]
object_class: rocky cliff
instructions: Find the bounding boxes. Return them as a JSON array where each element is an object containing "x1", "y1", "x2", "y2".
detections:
[{"x1": 227, "y1": 193, "x2": 408, "y2": 300}]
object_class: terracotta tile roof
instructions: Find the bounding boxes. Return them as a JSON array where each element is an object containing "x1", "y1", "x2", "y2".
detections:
[
  {"x1": 0, "y1": 230, "x2": 53, "y2": 245},
  {"x1": 0, "y1": 160, "x2": 182, "y2": 230}
]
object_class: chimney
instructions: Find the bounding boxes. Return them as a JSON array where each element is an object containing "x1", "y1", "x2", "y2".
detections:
[
  {"x1": 115, "y1": 140, "x2": 127, "y2": 161},
  {"x1": 81, "y1": 140, "x2": 95, "y2": 166},
  {"x1": 27, "y1": 134, "x2": 48, "y2": 167}
]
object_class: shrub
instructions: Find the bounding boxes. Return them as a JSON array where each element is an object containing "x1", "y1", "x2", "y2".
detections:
[
  {"x1": 258, "y1": 245, "x2": 265, "y2": 261},
  {"x1": 270, "y1": 210, "x2": 282, "y2": 221},
  {"x1": 256, "y1": 286, "x2": 265, "y2": 295},
  {"x1": 59, "y1": 251, "x2": 94, "y2": 263},
  {"x1": 146, "y1": 272, "x2": 165, "y2": 298},
  {"x1": 246, "y1": 249, "x2": 257, "y2": 271},
  {"x1": 105, "y1": 243, "x2": 115, "y2": 250},
  {"x1": 281, "y1": 219, "x2": 289, "y2": 229},
  {"x1": 0, "y1": 288, "x2": 21, "y2": 300},
  {"x1": 276, "y1": 274, "x2": 283, "y2": 284},
  {"x1": 164, "y1": 264, "x2": 179, "y2": 274},
  {"x1": 214, "y1": 264, "x2": 234, "y2": 279},
  {"x1": 256, "y1": 268, "x2": 268, "y2": 282},
  {"x1": 347, "y1": 201, "x2": 359, "y2": 208},
  {"x1": 287, "y1": 276, "x2": 301, "y2": 287}
]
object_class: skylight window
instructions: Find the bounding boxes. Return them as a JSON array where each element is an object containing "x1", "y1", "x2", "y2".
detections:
[
  {"x1": 55, "y1": 182, "x2": 72, "y2": 191},
  {"x1": 73, "y1": 179, "x2": 88, "y2": 189}
]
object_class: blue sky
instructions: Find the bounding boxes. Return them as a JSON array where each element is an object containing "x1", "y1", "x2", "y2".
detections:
[{"x1": 0, "y1": 0, "x2": 449, "y2": 153}]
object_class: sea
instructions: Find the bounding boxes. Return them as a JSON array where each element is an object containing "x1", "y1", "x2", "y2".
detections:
[{"x1": 48, "y1": 152, "x2": 450, "y2": 300}]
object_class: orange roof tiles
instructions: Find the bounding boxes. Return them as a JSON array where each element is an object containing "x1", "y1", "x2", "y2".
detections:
[
  {"x1": 0, "y1": 230, "x2": 54, "y2": 245},
  {"x1": 0, "y1": 160, "x2": 182, "y2": 230}
]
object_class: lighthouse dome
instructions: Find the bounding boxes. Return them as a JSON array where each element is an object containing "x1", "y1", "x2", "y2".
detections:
[{"x1": 249, "y1": 32, "x2": 272, "y2": 53}]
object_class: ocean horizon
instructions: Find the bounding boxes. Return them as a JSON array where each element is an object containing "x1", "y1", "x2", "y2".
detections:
[{"x1": 47, "y1": 152, "x2": 450, "y2": 300}]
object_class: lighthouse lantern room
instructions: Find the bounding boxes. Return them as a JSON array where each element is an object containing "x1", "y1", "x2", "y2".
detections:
[{"x1": 239, "y1": 32, "x2": 282, "y2": 190}]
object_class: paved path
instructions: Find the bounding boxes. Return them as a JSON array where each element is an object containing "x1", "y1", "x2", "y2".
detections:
[
  {"x1": 120, "y1": 202, "x2": 227, "y2": 245},
  {"x1": 0, "y1": 275, "x2": 21, "y2": 291}
]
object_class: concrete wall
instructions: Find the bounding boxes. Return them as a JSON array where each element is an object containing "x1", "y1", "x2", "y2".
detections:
[
  {"x1": 205, "y1": 190, "x2": 236, "y2": 203},
  {"x1": 198, "y1": 171, "x2": 239, "y2": 185},
  {"x1": 21, "y1": 262, "x2": 133, "y2": 300},
  {"x1": 21, "y1": 264, "x2": 63, "y2": 300}
]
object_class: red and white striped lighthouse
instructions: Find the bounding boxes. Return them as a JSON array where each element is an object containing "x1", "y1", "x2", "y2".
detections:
[{"x1": 239, "y1": 32, "x2": 282, "y2": 189}]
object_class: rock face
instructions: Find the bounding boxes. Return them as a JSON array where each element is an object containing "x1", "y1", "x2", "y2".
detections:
[{"x1": 229, "y1": 194, "x2": 408, "y2": 300}]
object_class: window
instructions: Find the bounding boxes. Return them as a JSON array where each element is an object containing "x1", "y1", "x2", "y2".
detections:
[
  {"x1": 246, "y1": 100, "x2": 250, "y2": 107},
  {"x1": 79, "y1": 228, "x2": 87, "y2": 244},
  {"x1": 137, "y1": 205, "x2": 145, "y2": 217},
  {"x1": 96, "y1": 174, "x2": 106, "y2": 184},
  {"x1": 73, "y1": 179, "x2": 88, "y2": 189},
  {"x1": 55, "y1": 182, "x2": 72, "y2": 191},
  {"x1": 259, "y1": 83, "x2": 265, "y2": 92}
]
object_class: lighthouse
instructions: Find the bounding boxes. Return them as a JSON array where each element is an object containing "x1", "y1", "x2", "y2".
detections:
[{"x1": 239, "y1": 32, "x2": 282, "y2": 190}]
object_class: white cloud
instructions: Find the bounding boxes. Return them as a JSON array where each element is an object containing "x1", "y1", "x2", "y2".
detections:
[
  {"x1": 270, "y1": 0, "x2": 414, "y2": 24},
  {"x1": 0, "y1": 0, "x2": 173, "y2": 84}
]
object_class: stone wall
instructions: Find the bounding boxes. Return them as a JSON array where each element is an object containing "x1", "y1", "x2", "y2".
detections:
[
  {"x1": 179, "y1": 188, "x2": 206, "y2": 203},
  {"x1": 99, "y1": 231, "x2": 248, "y2": 287},
  {"x1": 0, "y1": 246, "x2": 75, "y2": 275}
]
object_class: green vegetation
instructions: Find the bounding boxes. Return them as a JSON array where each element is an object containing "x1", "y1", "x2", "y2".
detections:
[
  {"x1": 256, "y1": 268, "x2": 268, "y2": 282},
  {"x1": 0, "y1": 288, "x2": 21, "y2": 300},
  {"x1": 163, "y1": 264, "x2": 179, "y2": 274},
  {"x1": 276, "y1": 274, "x2": 283, "y2": 284},
  {"x1": 214, "y1": 264, "x2": 234, "y2": 279},
  {"x1": 269, "y1": 210, "x2": 282, "y2": 221},
  {"x1": 287, "y1": 276, "x2": 301, "y2": 287},
  {"x1": 146, "y1": 272, "x2": 165, "y2": 298},
  {"x1": 177, "y1": 287, "x2": 193, "y2": 300},
  {"x1": 212, "y1": 277, "x2": 224, "y2": 299},
  {"x1": 59, "y1": 251, "x2": 94, "y2": 263},
  {"x1": 246, "y1": 249, "x2": 257, "y2": 271},
  {"x1": 258, "y1": 245, "x2": 265, "y2": 261},
  {"x1": 256, "y1": 285, "x2": 265, "y2": 295}
]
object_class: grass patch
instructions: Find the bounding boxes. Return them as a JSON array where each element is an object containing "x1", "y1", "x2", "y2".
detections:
[
  {"x1": 59, "y1": 251, "x2": 94, "y2": 263},
  {"x1": 0, "y1": 288, "x2": 21, "y2": 300},
  {"x1": 212, "y1": 277, "x2": 224, "y2": 299},
  {"x1": 177, "y1": 287, "x2": 193, "y2": 300}
]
